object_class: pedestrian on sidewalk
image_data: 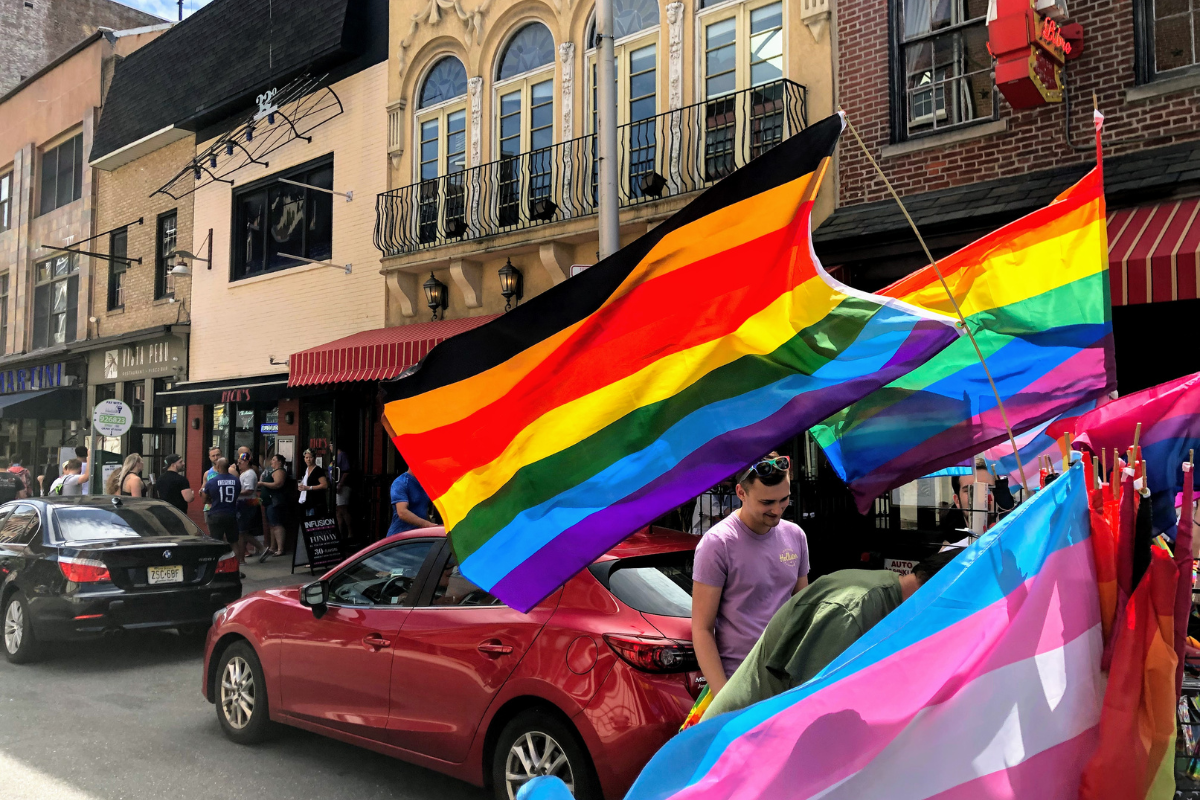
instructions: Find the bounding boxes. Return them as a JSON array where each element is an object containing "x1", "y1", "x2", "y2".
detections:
[
  {"x1": 75, "y1": 446, "x2": 91, "y2": 494},
  {"x1": 49, "y1": 459, "x2": 89, "y2": 496},
  {"x1": 201, "y1": 458, "x2": 242, "y2": 570},
  {"x1": 333, "y1": 445, "x2": 352, "y2": 541},
  {"x1": 257, "y1": 453, "x2": 288, "y2": 560},
  {"x1": 9, "y1": 459, "x2": 33, "y2": 499},
  {"x1": 691, "y1": 452, "x2": 809, "y2": 701},
  {"x1": 106, "y1": 454, "x2": 145, "y2": 497},
  {"x1": 202, "y1": 447, "x2": 222, "y2": 527},
  {"x1": 234, "y1": 449, "x2": 262, "y2": 558},
  {"x1": 387, "y1": 469, "x2": 436, "y2": 536},
  {"x1": 156, "y1": 454, "x2": 193, "y2": 514},
  {"x1": 297, "y1": 449, "x2": 329, "y2": 519}
]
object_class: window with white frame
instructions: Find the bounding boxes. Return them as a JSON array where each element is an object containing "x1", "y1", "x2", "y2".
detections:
[
  {"x1": 697, "y1": 0, "x2": 786, "y2": 180},
  {"x1": 895, "y1": 0, "x2": 993, "y2": 138},
  {"x1": 494, "y1": 22, "x2": 556, "y2": 227},
  {"x1": 0, "y1": 172, "x2": 11, "y2": 233},
  {"x1": 1145, "y1": 0, "x2": 1200, "y2": 75},
  {"x1": 33, "y1": 253, "x2": 78, "y2": 349},
  {"x1": 415, "y1": 56, "x2": 469, "y2": 243},
  {"x1": 587, "y1": 0, "x2": 661, "y2": 199}
]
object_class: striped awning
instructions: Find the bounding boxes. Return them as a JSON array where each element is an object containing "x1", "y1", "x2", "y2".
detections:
[
  {"x1": 288, "y1": 314, "x2": 500, "y2": 386},
  {"x1": 1108, "y1": 199, "x2": 1200, "y2": 305}
]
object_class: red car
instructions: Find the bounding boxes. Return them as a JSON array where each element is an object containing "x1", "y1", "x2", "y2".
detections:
[{"x1": 202, "y1": 526, "x2": 700, "y2": 800}]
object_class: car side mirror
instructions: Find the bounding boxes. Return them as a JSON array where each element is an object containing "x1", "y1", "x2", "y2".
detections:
[{"x1": 300, "y1": 580, "x2": 328, "y2": 618}]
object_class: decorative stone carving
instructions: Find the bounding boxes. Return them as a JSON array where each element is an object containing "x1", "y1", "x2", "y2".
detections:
[
  {"x1": 449, "y1": 258, "x2": 484, "y2": 307},
  {"x1": 800, "y1": 0, "x2": 831, "y2": 42},
  {"x1": 468, "y1": 76, "x2": 483, "y2": 167},
  {"x1": 397, "y1": 0, "x2": 494, "y2": 77},
  {"x1": 559, "y1": 42, "x2": 575, "y2": 142},
  {"x1": 666, "y1": 2, "x2": 684, "y2": 111},
  {"x1": 539, "y1": 242, "x2": 572, "y2": 285},
  {"x1": 387, "y1": 271, "x2": 421, "y2": 318}
]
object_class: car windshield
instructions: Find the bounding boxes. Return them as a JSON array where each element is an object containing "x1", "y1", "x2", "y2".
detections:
[
  {"x1": 53, "y1": 504, "x2": 202, "y2": 542},
  {"x1": 591, "y1": 551, "x2": 694, "y2": 617}
]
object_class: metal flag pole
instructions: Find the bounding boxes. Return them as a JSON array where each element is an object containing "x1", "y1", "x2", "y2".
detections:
[
  {"x1": 595, "y1": 0, "x2": 620, "y2": 259},
  {"x1": 838, "y1": 110, "x2": 1031, "y2": 492}
]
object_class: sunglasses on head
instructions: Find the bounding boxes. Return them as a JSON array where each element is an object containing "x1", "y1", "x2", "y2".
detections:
[{"x1": 742, "y1": 455, "x2": 791, "y2": 480}]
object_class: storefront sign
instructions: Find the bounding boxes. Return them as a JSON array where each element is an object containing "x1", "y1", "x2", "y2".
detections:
[
  {"x1": 93, "y1": 334, "x2": 186, "y2": 382},
  {"x1": 294, "y1": 517, "x2": 342, "y2": 576},
  {"x1": 884, "y1": 558, "x2": 916, "y2": 576},
  {"x1": 92, "y1": 399, "x2": 134, "y2": 437},
  {"x1": 260, "y1": 422, "x2": 278, "y2": 434},
  {"x1": 988, "y1": 0, "x2": 1082, "y2": 109},
  {"x1": 221, "y1": 389, "x2": 253, "y2": 402},
  {"x1": 0, "y1": 362, "x2": 67, "y2": 394}
]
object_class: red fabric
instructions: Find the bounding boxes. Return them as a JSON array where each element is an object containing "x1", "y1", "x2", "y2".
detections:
[
  {"x1": 1107, "y1": 200, "x2": 1200, "y2": 306},
  {"x1": 287, "y1": 315, "x2": 501, "y2": 386},
  {"x1": 1103, "y1": 471, "x2": 1137, "y2": 672},
  {"x1": 1175, "y1": 463, "x2": 1194, "y2": 697}
]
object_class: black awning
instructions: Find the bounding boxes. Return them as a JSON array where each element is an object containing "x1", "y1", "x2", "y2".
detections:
[
  {"x1": 155, "y1": 374, "x2": 292, "y2": 406},
  {"x1": 0, "y1": 387, "x2": 84, "y2": 420}
]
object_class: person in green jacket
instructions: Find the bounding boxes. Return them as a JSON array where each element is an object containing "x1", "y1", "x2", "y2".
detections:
[{"x1": 701, "y1": 549, "x2": 962, "y2": 722}]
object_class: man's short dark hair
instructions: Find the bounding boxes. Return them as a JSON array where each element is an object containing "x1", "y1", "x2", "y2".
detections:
[
  {"x1": 912, "y1": 548, "x2": 963, "y2": 584},
  {"x1": 75, "y1": 446, "x2": 88, "y2": 459},
  {"x1": 64, "y1": 459, "x2": 83, "y2": 472},
  {"x1": 737, "y1": 451, "x2": 789, "y2": 490}
]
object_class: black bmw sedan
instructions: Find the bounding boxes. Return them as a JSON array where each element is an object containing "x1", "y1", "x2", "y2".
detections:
[{"x1": 1, "y1": 496, "x2": 241, "y2": 663}]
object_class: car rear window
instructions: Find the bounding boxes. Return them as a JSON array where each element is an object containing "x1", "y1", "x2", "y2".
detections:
[
  {"x1": 589, "y1": 551, "x2": 694, "y2": 617},
  {"x1": 53, "y1": 504, "x2": 203, "y2": 542}
]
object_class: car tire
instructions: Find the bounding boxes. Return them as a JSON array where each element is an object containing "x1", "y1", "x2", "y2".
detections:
[
  {"x1": 492, "y1": 710, "x2": 600, "y2": 800},
  {"x1": 215, "y1": 641, "x2": 274, "y2": 744},
  {"x1": 3, "y1": 592, "x2": 40, "y2": 665}
]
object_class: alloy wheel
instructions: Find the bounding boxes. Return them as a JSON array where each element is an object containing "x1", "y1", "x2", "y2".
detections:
[
  {"x1": 220, "y1": 655, "x2": 256, "y2": 729},
  {"x1": 504, "y1": 730, "x2": 575, "y2": 799},
  {"x1": 3, "y1": 600, "x2": 22, "y2": 655}
]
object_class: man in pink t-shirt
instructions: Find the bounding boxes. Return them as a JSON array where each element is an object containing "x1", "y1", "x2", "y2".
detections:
[{"x1": 692, "y1": 452, "x2": 809, "y2": 697}]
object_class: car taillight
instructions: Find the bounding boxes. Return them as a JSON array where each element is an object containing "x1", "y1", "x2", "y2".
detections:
[
  {"x1": 59, "y1": 556, "x2": 111, "y2": 583},
  {"x1": 603, "y1": 634, "x2": 698, "y2": 673},
  {"x1": 215, "y1": 552, "x2": 238, "y2": 574}
]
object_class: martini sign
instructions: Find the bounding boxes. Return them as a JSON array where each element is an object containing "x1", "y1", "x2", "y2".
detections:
[{"x1": 93, "y1": 399, "x2": 134, "y2": 437}]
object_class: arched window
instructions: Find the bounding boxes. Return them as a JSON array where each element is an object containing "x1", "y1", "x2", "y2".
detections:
[
  {"x1": 419, "y1": 57, "x2": 468, "y2": 108},
  {"x1": 587, "y1": 0, "x2": 660, "y2": 47},
  {"x1": 496, "y1": 23, "x2": 555, "y2": 80}
]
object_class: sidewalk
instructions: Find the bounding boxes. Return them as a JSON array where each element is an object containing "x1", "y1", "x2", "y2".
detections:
[{"x1": 239, "y1": 551, "x2": 310, "y2": 595}]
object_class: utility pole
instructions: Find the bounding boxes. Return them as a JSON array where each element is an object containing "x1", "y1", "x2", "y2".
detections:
[
  {"x1": 595, "y1": 0, "x2": 620, "y2": 260},
  {"x1": 178, "y1": 0, "x2": 184, "y2": 21}
]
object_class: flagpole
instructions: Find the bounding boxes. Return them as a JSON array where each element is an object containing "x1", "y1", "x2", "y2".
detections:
[
  {"x1": 595, "y1": 0, "x2": 620, "y2": 259},
  {"x1": 838, "y1": 110, "x2": 1031, "y2": 492}
]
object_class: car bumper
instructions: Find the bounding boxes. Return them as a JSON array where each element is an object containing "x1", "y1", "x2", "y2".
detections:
[{"x1": 28, "y1": 582, "x2": 242, "y2": 641}]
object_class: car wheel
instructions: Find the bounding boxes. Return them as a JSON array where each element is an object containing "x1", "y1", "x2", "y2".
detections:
[
  {"x1": 3, "y1": 592, "x2": 40, "y2": 664},
  {"x1": 492, "y1": 711, "x2": 600, "y2": 800},
  {"x1": 215, "y1": 641, "x2": 274, "y2": 744}
]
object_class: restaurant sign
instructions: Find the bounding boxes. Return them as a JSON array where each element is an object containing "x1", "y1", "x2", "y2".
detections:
[
  {"x1": 988, "y1": 0, "x2": 1083, "y2": 109},
  {"x1": 91, "y1": 334, "x2": 186, "y2": 383},
  {"x1": 0, "y1": 362, "x2": 68, "y2": 394}
]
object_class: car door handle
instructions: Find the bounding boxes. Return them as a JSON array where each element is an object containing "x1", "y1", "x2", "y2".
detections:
[
  {"x1": 363, "y1": 634, "x2": 392, "y2": 650},
  {"x1": 477, "y1": 641, "x2": 514, "y2": 656}
]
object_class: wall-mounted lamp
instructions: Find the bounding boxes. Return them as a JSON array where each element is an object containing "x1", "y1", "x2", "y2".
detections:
[
  {"x1": 424, "y1": 273, "x2": 448, "y2": 320},
  {"x1": 498, "y1": 258, "x2": 523, "y2": 311},
  {"x1": 285, "y1": 411, "x2": 295, "y2": 426},
  {"x1": 191, "y1": 417, "x2": 201, "y2": 430},
  {"x1": 168, "y1": 228, "x2": 214, "y2": 276}
]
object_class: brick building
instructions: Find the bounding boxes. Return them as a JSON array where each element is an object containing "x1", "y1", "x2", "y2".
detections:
[
  {"x1": 0, "y1": 0, "x2": 162, "y2": 95},
  {"x1": 814, "y1": 0, "x2": 1200, "y2": 394},
  {"x1": 0, "y1": 24, "x2": 167, "y2": 476}
]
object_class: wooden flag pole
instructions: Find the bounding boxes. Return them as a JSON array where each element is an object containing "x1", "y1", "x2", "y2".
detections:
[{"x1": 839, "y1": 110, "x2": 1030, "y2": 492}]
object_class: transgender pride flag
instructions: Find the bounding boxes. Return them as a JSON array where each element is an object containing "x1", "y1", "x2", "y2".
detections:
[{"x1": 523, "y1": 463, "x2": 1105, "y2": 800}]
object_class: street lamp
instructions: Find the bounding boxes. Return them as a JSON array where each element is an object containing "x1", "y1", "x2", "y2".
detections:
[
  {"x1": 498, "y1": 258, "x2": 523, "y2": 311},
  {"x1": 424, "y1": 273, "x2": 448, "y2": 320}
]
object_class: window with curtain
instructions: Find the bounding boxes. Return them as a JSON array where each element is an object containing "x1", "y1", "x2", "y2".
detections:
[
  {"x1": 416, "y1": 57, "x2": 470, "y2": 243},
  {"x1": 108, "y1": 227, "x2": 128, "y2": 310},
  {"x1": 895, "y1": 0, "x2": 993, "y2": 138},
  {"x1": 39, "y1": 133, "x2": 83, "y2": 216},
  {"x1": 155, "y1": 211, "x2": 177, "y2": 300},
  {"x1": 32, "y1": 254, "x2": 78, "y2": 349}
]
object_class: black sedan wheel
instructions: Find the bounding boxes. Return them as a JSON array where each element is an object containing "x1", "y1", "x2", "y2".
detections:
[
  {"x1": 492, "y1": 711, "x2": 599, "y2": 800},
  {"x1": 216, "y1": 642, "x2": 274, "y2": 743},
  {"x1": 3, "y1": 592, "x2": 39, "y2": 664}
]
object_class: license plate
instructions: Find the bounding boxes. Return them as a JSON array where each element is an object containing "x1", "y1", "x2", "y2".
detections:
[{"x1": 147, "y1": 565, "x2": 184, "y2": 585}]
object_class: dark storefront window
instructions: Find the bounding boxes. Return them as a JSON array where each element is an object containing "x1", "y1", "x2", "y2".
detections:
[
  {"x1": 894, "y1": 0, "x2": 994, "y2": 139},
  {"x1": 155, "y1": 211, "x2": 177, "y2": 299},
  {"x1": 108, "y1": 227, "x2": 128, "y2": 310},
  {"x1": 123, "y1": 381, "x2": 145, "y2": 427},
  {"x1": 231, "y1": 156, "x2": 333, "y2": 281},
  {"x1": 0, "y1": 272, "x2": 8, "y2": 355},
  {"x1": 39, "y1": 133, "x2": 84, "y2": 215},
  {"x1": 154, "y1": 379, "x2": 179, "y2": 428},
  {"x1": 33, "y1": 254, "x2": 78, "y2": 349}
]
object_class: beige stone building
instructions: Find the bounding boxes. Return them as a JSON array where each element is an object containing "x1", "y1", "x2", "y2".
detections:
[
  {"x1": 378, "y1": 0, "x2": 835, "y2": 323},
  {"x1": 0, "y1": 23, "x2": 167, "y2": 472}
]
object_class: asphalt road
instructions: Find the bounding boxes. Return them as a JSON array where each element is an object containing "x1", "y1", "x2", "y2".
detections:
[{"x1": 0, "y1": 559, "x2": 490, "y2": 800}]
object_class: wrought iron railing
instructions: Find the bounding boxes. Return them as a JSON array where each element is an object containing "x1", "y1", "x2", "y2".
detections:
[{"x1": 375, "y1": 79, "x2": 807, "y2": 256}]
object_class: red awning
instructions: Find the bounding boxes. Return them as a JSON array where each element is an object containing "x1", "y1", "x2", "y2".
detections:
[
  {"x1": 288, "y1": 314, "x2": 500, "y2": 386},
  {"x1": 1108, "y1": 199, "x2": 1200, "y2": 305}
]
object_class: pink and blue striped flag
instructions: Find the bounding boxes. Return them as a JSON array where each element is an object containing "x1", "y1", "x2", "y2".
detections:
[
  {"x1": 982, "y1": 397, "x2": 1107, "y2": 490},
  {"x1": 522, "y1": 462, "x2": 1104, "y2": 800}
]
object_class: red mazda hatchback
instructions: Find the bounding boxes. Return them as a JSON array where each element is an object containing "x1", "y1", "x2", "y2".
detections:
[{"x1": 202, "y1": 526, "x2": 700, "y2": 800}]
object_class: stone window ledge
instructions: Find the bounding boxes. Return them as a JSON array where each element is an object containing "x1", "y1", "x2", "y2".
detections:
[
  {"x1": 880, "y1": 119, "x2": 1009, "y2": 159},
  {"x1": 1125, "y1": 71, "x2": 1200, "y2": 103}
]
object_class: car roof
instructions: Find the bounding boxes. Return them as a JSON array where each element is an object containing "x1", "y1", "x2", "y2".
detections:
[
  {"x1": 3, "y1": 496, "x2": 176, "y2": 509},
  {"x1": 386, "y1": 524, "x2": 697, "y2": 562}
]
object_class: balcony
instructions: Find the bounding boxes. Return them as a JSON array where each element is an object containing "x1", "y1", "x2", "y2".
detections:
[{"x1": 375, "y1": 79, "x2": 807, "y2": 257}]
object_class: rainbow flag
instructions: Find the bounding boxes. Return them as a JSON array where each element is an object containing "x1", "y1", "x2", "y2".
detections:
[
  {"x1": 381, "y1": 115, "x2": 959, "y2": 611},
  {"x1": 982, "y1": 397, "x2": 1106, "y2": 490},
  {"x1": 523, "y1": 463, "x2": 1105, "y2": 800},
  {"x1": 812, "y1": 169, "x2": 1115, "y2": 512}
]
